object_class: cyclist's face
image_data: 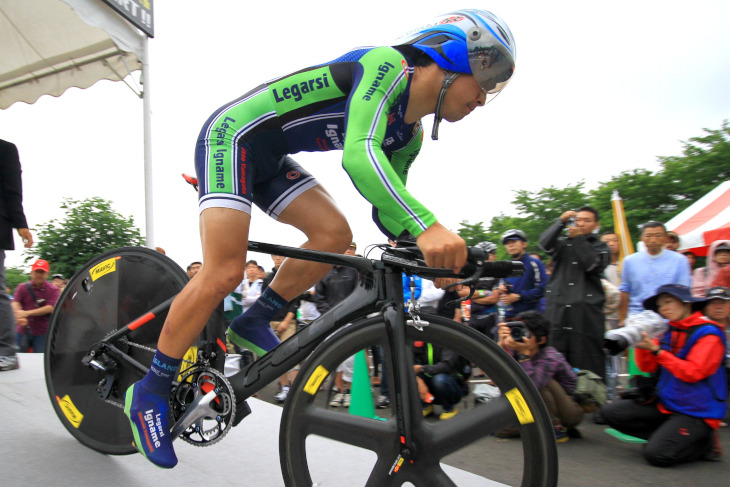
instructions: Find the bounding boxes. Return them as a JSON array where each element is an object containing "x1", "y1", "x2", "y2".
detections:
[{"x1": 441, "y1": 74, "x2": 486, "y2": 122}]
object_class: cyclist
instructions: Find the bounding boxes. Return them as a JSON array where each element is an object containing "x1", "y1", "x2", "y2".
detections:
[{"x1": 125, "y1": 9, "x2": 516, "y2": 468}]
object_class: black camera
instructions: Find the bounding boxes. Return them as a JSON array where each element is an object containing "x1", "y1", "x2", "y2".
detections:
[
  {"x1": 506, "y1": 321, "x2": 531, "y2": 342},
  {"x1": 35, "y1": 298, "x2": 47, "y2": 307}
]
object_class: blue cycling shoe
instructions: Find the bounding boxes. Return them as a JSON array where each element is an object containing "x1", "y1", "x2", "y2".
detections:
[
  {"x1": 228, "y1": 318, "x2": 281, "y2": 356},
  {"x1": 124, "y1": 381, "x2": 178, "y2": 468}
]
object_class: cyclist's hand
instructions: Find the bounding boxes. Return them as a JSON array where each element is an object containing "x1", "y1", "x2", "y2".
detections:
[
  {"x1": 434, "y1": 278, "x2": 462, "y2": 290},
  {"x1": 416, "y1": 222, "x2": 467, "y2": 273}
]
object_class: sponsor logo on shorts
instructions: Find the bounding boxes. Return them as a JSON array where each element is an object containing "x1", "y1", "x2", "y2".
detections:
[{"x1": 325, "y1": 124, "x2": 343, "y2": 149}]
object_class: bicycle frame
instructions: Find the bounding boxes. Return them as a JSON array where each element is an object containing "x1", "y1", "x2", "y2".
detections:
[{"x1": 85, "y1": 240, "x2": 426, "y2": 454}]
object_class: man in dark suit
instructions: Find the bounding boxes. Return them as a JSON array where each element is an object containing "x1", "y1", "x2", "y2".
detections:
[{"x1": 1, "y1": 139, "x2": 34, "y2": 371}]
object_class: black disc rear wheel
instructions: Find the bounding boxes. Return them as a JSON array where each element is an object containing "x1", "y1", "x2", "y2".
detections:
[{"x1": 44, "y1": 247, "x2": 189, "y2": 455}]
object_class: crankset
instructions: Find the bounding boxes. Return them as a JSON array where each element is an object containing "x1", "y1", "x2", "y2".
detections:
[{"x1": 171, "y1": 365, "x2": 236, "y2": 447}]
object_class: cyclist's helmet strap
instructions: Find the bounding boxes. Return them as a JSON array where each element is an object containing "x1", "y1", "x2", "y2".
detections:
[{"x1": 432, "y1": 71, "x2": 460, "y2": 140}]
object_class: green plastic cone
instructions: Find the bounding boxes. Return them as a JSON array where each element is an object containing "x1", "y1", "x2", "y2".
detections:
[{"x1": 348, "y1": 350, "x2": 383, "y2": 420}]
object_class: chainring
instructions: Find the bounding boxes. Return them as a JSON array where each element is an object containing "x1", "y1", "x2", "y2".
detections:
[{"x1": 171, "y1": 365, "x2": 236, "y2": 447}]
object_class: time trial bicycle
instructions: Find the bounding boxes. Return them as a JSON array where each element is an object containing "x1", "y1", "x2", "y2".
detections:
[{"x1": 45, "y1": 240, "x2": 558, "y2": 486}]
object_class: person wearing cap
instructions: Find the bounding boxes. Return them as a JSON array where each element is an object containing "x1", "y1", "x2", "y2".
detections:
[
  {"x1": 704, "y1": 286, "x2": 730, "y2": 426},
  {"x1": 707, "y1": 241, "x2": 730, "y2": 292},
  {"x1": 689, "y1": 240, "x2": 730, "y2": 298},
  {"x1": 11, "y1": 259, "x2": 60, "y2": 353},
  {"x1": 51, "y1": 274, "x2": 66, "y2": 291},
  {"x1": 1, "y1": 139, "x2": 34, "y2": 371},
  {"x1": 499, "y1": 229, "x2": 548, "y2": 320},
  {"x1": 600, "y1": 284, "x2": 726, "y2": 466},
  {"x1": 539, "y1": 207, "x2": 610, "y2": 378}
]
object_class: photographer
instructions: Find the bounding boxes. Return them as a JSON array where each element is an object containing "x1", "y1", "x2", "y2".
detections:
[
  {"x1": 539, "y1": 207, "x2": 609, "y2": 378},
  {"x1": 497, "y1": 310, "x2": 584, "y2": 442},
  {"x1": 413, "y1": 340, "x2": 470, "y2": 421},
  {"x1": 600, "y1": 284, "x2": 727, "y2": 466},
  {"x1": 11, "y1": 259, "x2": 59, "y2": 353}
]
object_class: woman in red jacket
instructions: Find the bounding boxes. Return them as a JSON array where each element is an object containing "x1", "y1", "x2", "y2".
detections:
[{"x1": 600, "y1": 284, "x2": 726, "y2": 467}]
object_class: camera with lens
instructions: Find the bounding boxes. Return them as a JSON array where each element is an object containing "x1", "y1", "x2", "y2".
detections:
[
  {"x1": 603, "y1": 310, "x2": 667, "y2": 356},
  {"x1": 506, "y1": 321, "x2": 531, "y2": 342},
  {"x1": 35, "y1": 298, "x2": 47, "y2": 307}
]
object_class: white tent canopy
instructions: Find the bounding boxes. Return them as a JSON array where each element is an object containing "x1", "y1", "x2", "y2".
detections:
[
  {"x1": 1, "y1": 0, "x2": 157, "y2": 246},
  {"x1": 666, "y1": 180, "x2": 730, "y2": 257},
  {"x1": 0, "y1": 0, "x2": 143, "y2": 109}
]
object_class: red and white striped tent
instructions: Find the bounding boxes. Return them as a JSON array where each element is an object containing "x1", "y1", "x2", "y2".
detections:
[{"x1": 667, "y1": 180, "x2": 730, "y2": 257}]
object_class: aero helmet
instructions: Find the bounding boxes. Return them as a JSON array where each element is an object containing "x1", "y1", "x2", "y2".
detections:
[{"x1": 398, "y1": 10, "x2": 516, "y2": 139}]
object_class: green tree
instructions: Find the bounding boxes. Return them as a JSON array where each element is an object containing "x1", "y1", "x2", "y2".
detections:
[
  {"x1": 587, "y1": 168, "x2": 667, "y2": 244},
  {"x1": 4, "y1": 266, "x2": 28, "y2": 292},
  {"x1": 456, "y1": 220, "x2": 489, "y2": 246},
  {"x1": 26, "y1": 197, "x2": 145, "y2": 278},
  {"x1": 657, "y1": 121, "x2": 730, "y2": 210}
]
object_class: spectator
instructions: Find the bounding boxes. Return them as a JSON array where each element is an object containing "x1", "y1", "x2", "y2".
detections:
[
  {"x1": 618, "y1": 222, "x2": 691, "y2": 323},
  {"x1": 51, "y1": 274, "x2": 66, "y2": 291},
  {"x1": 703, "y1": 286, "x2": 730, "y2": 426},
  {"x1": 539, "y1": 207, "x2": 609, "y2": 377},
  {"x1": 681, "y1": 250, "x2": 697, "y2": 270},
  {"x1": 12, "y1": 259, "x2": 60, "y2": 353},
  {"x1": 600, "y1": 232, "x2": 620, "y2": 287},
  {"x1": 312, "y1": 244, "x2": 359, "y2": 407},
  {"x1": 0, "y1": 139, "x2": 33, "y2": 371},
  {"x1": 665, "y1": 231, "x2": 681, "y2": 251},
  {"x1": 496, "y1": 310, "x2": 584, "y2": 442},
  {"x1": 186, "y1": 261, "x2": 202, "y2": 279},
  {"x1": 499, "y1": 229, "x2": 547, "y2": 320},
  {"x1": 463, "y1": 241, "x2": 501, "y2": 337},
  {"x1": 600, "y1": 284, "x2": 726, "y2": 466},
  {"x1": 414, "y1": 340, "x2": 470, "y2": 420},
  {"x1": 691, "y1": 241, "x2": 730, "y2": 297},
  {"x1": 707, "y1": 242, "x2": 730, "y2": 291}
]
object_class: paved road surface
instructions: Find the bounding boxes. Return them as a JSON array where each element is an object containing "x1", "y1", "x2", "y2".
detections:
[{"x1": 4, "y1": 354, "x2": 728, "y2": 486}]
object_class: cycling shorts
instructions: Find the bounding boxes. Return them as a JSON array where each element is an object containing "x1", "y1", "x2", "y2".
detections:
[{"x1": 194, "y1": 85, "x2": 319, "y2": 220}]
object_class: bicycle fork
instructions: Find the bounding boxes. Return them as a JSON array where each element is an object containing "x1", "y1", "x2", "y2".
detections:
[{"x1": 381, "y1": 274, "x2": 421, "y2": 472}]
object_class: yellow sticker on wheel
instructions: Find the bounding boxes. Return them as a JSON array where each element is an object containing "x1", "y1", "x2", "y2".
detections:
[
  {"x1": 505, "y1": 388, "x2": 534, "y2": 425},
  {"x1": 57, "y1": 394, "x2": 84, "y2": 428},
  {"x1": 89, "y1": 257, "x2": 117, "y2": 281},
  {"x1": 304, "y1": 365, "x2": 329, "y2": 395}
]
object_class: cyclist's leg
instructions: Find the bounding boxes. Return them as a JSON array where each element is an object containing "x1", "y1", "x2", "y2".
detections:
[
  {"x1": 125, "y1": 207, "x2": 250, "y2": 468},
  {"x1": 229, "y1": 158, "x2": 351, "y2": 353},
  {"x1": 268, "y1": 183, "x2": 353, "y2": 298}
]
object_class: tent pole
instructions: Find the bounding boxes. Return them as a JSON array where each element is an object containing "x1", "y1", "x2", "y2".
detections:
[{"x1": 142, "y1": 35, "x2": 154, "y2": 249}]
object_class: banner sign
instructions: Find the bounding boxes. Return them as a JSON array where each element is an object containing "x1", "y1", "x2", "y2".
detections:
[{"x1": 101, "y1": 0, "x2": 154, "y2": 37}]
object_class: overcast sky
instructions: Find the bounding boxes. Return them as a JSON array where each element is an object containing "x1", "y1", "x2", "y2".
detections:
[{"x1": 2, "y1": 0, "x2": 729, "y2": 272}]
